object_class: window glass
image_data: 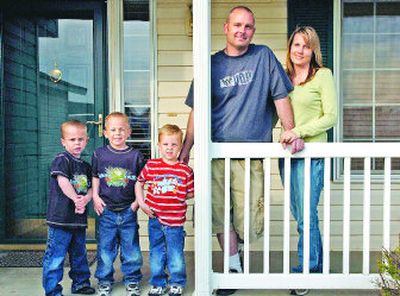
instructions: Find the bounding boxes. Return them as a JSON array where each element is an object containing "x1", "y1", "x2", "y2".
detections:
[
  {"x1": 123, "y1": 0, "x2": 151, "y2": 159},
  {"x1": 342, "y1": 0, "x2": 400, "y2": 172}
]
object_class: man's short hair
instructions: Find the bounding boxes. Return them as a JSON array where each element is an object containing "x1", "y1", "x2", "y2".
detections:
[
  {"x1": 226, "y1": 5, "x2": 255, "y2": 23},
  {"x1": 158, "y1": 124, "x2": 183, "y2": 143}
]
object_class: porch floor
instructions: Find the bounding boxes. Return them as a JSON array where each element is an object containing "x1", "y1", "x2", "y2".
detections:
[{"x1": 0, "y1": 252, "x2": 378, "y2": 295}]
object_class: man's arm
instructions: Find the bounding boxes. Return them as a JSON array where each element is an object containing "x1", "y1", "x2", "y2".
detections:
[
  {"x1": 274, "y1": 97, "x2": 304, "y2": 154},
  {"x1": 274, "y1": 97, "x2": 294, "y2": 131},
  {"x1": 179, "y1": 109, "x2": 194, "y2": 164}
]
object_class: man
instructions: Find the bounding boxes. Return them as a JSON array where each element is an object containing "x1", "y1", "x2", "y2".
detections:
[{"x1": 179, "y1": 6, "x2": 301, "y2": 295}]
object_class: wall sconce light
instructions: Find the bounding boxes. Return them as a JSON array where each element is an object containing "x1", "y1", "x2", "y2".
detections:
[
  {"x1": 185, "y1": 3, "x2": 193, "y2": 37},
  {"x1": 49, "y1": 60, "x2": 62, "y2": 83}
]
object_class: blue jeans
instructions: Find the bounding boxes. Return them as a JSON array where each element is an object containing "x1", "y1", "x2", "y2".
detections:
[
  {"x1": 95, "y1": 207, "x2": 143, "y2": 286},
  {"x1": 279, "y1": 158, "x2": 324, "y2": 272},
  {"x1": 148, "y1": 218, "x2": 186, "y2": 288},
  {"x1": 42, "y1": 226, "x2": 91, "y2": 296}
]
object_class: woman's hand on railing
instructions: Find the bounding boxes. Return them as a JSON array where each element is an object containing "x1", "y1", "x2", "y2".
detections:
[{"x1": 280, "y1": 130, "x2": 304, "y2": 154}]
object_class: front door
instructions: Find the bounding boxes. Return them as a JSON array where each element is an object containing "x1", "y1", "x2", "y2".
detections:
[{"x1": 0, "y1": 0, "x2": 106, "y2": 242}]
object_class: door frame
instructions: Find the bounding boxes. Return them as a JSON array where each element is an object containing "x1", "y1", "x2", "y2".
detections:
[{"x1": 0, "y1": 0, "x2": 107, "y2": 243}]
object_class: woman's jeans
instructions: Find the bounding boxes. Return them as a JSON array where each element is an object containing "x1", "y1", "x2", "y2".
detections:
[
  {"x1": 148, "y1": 218, "x2": 186, "y2": 288},
  {"x1": 95, "y1": 207, "x2": 143, "y2": 286},
  {"x1": 279, "y1": 158, "x2": 324, "y2": 272},
  {"x1": 42, "y1": 226, "x2": 91, "y2": 296}
]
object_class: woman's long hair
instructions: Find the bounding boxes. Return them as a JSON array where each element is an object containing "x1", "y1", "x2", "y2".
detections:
[{"x1": 286, "y1": 26, "x2": 323, "y2": 85}]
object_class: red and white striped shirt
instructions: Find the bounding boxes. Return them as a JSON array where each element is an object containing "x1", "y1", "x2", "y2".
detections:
[{"x1": 138, "y1": 158, "x2": 194, "y2": 227}]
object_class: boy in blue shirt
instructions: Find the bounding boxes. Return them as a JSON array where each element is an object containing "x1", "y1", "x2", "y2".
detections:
[
  {"x1": 43, "y1": 120, "x2": 95, "y2": 296},
  {"x1": 92, "y1": 112, "x2": 144, "y2": 296}
]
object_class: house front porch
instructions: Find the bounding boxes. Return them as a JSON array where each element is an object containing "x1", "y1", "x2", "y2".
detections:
[{"x1": 0, "y1": 251, "x2": 379, "y2": 296}]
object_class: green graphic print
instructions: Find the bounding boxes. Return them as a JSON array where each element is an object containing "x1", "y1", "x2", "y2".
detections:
[
  {"x1": 100, "y1": 167, "x2": 136, "y2": 188},
  {"x1": 70, "y1": 175, "x2": 89, "y2": 194}
]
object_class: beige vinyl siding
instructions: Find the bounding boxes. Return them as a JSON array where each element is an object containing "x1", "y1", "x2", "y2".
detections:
[{"x1": 153, "y1": 0, "x2": 400, "y2": 252}]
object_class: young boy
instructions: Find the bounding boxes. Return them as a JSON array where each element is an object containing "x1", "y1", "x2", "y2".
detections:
[
  {"x1": 43, "y1": 120, "x2": 95, "y2": 296},
  {"x1": 135, "y1": 124, "x2": 194, "y2": 296},
  {"x1": 92, "y1": 112, "x2": 144, "y2": 296}
]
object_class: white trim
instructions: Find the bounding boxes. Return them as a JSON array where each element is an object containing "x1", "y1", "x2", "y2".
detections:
[
  {"x1": 192, "y1": 1, "x2": 212, "y2": 295},
  {"x1": 150, "y1": 0, "x2": 158, "y2": 158},
  {"x1": 107, "y1": 0, "x2": 124, "y2": 112},
  {"x1": 333, "y1": 0, "x2": 342, "y2": 181}
]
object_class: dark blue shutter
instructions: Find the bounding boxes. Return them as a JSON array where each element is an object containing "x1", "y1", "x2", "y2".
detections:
[{"x1": 288, "y1": 0, "x2": 333, "y2": 70}]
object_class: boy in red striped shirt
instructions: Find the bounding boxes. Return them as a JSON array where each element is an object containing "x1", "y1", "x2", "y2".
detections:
[{"x1": 135, "y1": 124, "x2": 194, "y2": 296}]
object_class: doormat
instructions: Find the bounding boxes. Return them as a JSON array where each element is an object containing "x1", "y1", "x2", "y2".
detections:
[{"x1": 0, "y1": 250, "x2": 97, "y2": 268}]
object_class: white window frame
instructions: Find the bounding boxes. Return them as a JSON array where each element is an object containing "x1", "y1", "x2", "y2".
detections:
[
  {"x1": 334, "y1": 0, "x2": 400, "y2": 182},
  {"x1": 107, "y1": 0, "x2": 157, "y2": 159}
]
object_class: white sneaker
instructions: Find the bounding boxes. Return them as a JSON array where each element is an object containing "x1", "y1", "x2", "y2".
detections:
[
  {"x1": 168, "y1": 285, "x2": 183, "y2": 296},
  {"x1": 98, "y1": 284, "x2": 111, "y2": 296},
  {"x1": 148, "y1": 286, "x2": 168, "y2": 296},
  {"x1": 126, "y1": 283, "x2": 141, "y2": 296}
]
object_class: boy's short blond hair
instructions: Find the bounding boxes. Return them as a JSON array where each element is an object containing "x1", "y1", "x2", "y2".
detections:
[
  {"x1": 60, "y1": 120, "x2": 87, "y2": 138},
  {"x1": 105, "y1": 112, "x2": 130, "y2": 128},
  {"x1": 158, "y1": 124, "x2": 183, "y2": 143}
]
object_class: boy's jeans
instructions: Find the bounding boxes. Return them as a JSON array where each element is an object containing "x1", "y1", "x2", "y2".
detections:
[
  {"x1": 148, "y1": 218, "x2": 186, "y2": 288},
  {"x1": 279, "y1": 158, "x2": 324, "y2": 272},
  {"x1": 42, "y1": 226, "x2": 91, "y2": 296},
  {"x1": 95, "y1": 207, "x2": 143, "y2": 286}
]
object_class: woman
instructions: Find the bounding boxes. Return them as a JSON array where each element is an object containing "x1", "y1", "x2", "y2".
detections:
[{"x1": 280, "y1": 26, "x2": 337, "y2": 278}]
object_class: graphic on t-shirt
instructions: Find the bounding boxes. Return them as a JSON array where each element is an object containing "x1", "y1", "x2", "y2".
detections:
[
  {"x1": 100, "y1": 167, "x2": 137, "y2": 188},
  {"x1": 219, "y1": 70, "x2": 253, "y2": 88},
  {"x1": 70, "y1": 175, "x2": 89, "y2": 194},
  {"x1": 152, "y1": 174, "x2": 183, "y2": 194}
]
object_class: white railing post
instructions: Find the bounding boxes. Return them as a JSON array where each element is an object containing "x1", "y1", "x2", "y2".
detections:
[
  {"x1": 343, "y1": 157, "x2": 351, "y2": 275},
  {"x1": 383, "y1": 157, "x2": 391, "y2": 250},
  {"x1": 244, "y1": 158, "x2": 251, "y2": 274},
  {"x1": 263, "y1": 158, "x2": 271, "y2": 274},
  {"x1": 223, "y1": 158, "x2": 231, "y2": 274},
  {"x1": 363, "y1": 157, "x2": 371, "y2": 275},
  {"x1": 283, "y1": 157, "x2": 291, "y2": 274},
  {"x1": 303, "y1": 158, "x2": 311, "y2": 274},
  {"x1": 193, "y1": 1, "x2": 212, "y2": 295},
  {"x1": 323, "y1": 157, "x2": 331, "y2": 274}
]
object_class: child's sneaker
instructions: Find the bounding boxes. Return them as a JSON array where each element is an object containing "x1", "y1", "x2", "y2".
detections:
[
  {"x1": 126, "y1": 283, "x2": 141, "y2": 296},
  {"x1": 168, "y1": 285, "x2": 183, "y2": 296},
  {"x1": 148, "y1": 286, "x2": 168, "y2": 296},
  {"x1": 97, "y1": 284, "x2": 112, "y2": 296}
]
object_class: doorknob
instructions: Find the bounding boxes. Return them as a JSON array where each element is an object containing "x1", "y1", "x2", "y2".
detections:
[{"x1": 86, "y1": 114, "x2": 103, "y2": 137}]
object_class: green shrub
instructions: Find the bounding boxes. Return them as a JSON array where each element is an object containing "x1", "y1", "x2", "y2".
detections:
[{"x1": 378, "y1": 247, "x2": 400, "y2": 296}]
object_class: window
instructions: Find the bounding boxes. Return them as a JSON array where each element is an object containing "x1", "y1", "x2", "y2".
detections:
[
  {"x1": 341, "y1": 0, "x2": 400, "y2": 172},
  {"x1": 123, "y1": 0, "x2": 152, "y2": 160}
]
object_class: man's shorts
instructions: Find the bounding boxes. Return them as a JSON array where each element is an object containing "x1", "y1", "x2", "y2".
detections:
[{"x1": 212, "y1": 159, "x2": 264, "y2": 240}]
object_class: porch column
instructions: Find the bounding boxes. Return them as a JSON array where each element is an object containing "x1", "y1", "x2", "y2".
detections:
[
  {"x1": 107, "y1": 0, "x2": 124, "y2": 111},
  {"x1": 192, "y1": 1, "x2": 212, "y2": 295}
]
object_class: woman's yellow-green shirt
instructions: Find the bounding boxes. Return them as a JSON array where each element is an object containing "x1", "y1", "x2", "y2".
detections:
[{"x1": 290, "y1": 68, "x2": 338, "y2": 143}]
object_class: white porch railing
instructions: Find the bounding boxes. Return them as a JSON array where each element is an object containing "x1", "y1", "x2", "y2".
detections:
[{"x1": 193, "y1": 142, "x2": 400, "y2": 295}]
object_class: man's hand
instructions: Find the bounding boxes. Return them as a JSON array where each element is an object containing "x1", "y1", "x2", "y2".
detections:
[
  {"x1": 280, "y1": 130, "x2": 304, "y2": 154},
  {"x1": 178, "y1": 147, "x2": 190, "y2": 164},
  {"x1": 93, "y1": 195, "x2": 106, "y2": 216}
]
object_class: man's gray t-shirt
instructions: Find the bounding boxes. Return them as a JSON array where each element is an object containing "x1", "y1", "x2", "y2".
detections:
[{"x1": 185, "y1": 44, "x2": 293, "y2": 142}]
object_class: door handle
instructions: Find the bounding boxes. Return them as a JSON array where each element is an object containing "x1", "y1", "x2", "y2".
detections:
[{"x1": 86, "y1": 114, "x2": 103, "y2": 137}]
